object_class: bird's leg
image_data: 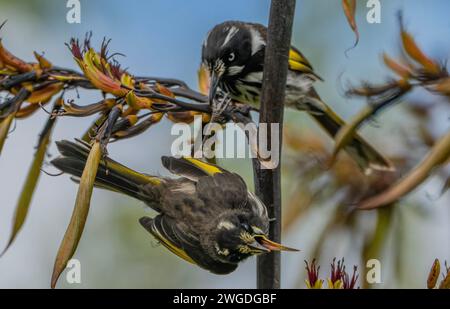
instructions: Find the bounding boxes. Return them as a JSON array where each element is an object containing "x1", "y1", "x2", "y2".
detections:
[
  {"x1": 211, "y1": 93, "x2": 232, "y2": 122},
  {"x1": 230, "y1": 103, "x2": 255, "y2": 117},
  {"x1": 199, "y1": 93, "x2": 232, "y2": 158},
  {"x1": 94, "y1": 103, "x2": 123, "y2": 156}
]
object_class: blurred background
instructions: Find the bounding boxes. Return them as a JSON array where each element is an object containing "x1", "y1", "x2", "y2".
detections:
[{"x1": 0, "y1": 0, "x2": 448, "y2": 288}]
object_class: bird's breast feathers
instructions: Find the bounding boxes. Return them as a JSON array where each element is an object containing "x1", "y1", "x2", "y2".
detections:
[{"x1": 223, "y1": 70, "x2": 316, "y2": 107}]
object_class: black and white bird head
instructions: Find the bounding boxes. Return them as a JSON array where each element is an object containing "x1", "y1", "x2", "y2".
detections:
[
  {"x1": 210, "y1": 208, "x2": 298, "y2": 265},
  {"x1": 201, "y1": 21, "x2": 266, "y2": 103}
]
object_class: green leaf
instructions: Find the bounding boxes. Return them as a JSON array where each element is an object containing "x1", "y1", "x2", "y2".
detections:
[
  {"x1": 330, "y1": 105, "x2": 373, "y2": 165},
  {"x1": 0, "y1": 113, "x2": 15, "y2": 155},
  {"x1": 81, "y1": 114, "x2": 107, "y2": 142},
  {"x1": 1, "y1": 112, "x2": 57, "y2": 256},
  {"x1": 50, "y1": 141, "x2": 102, "y2": 288}
]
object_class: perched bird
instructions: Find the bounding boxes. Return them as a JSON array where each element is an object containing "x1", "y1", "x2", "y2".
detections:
[
  {"x1": 52, "y1": 140, "x2": 297, "y2": 274},
  {"x1": 201, "y1": 21, "x2": 394, "y2": 174}
]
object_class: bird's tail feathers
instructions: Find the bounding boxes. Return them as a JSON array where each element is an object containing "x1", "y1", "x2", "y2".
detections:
[
  {"x1": 296, "y1": 91, "x2": 394, "y2": 174},
  {"x1": 52, "y1": 140, "x2": 162, "y2": 202}
]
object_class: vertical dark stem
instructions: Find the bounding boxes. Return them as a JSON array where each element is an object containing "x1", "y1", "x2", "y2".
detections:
[{"x1": 255, "y1": 0, "x2": 296, "y2": 289}]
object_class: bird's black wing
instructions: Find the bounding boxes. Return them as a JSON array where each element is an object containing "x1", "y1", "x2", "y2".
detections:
[
  {"x1": 246, "y1": 22, "x2": 320, "y2": 78},
  {"x1": 139, "y1": 216, "x2": 196, "y2": 265},
  {"x1": 162, "y1": 156, "x2": 248, "y2": 209},
  {"x1": 196, "y1": 172, "x2": 248, "y2": 210},
  {"x1": 161, "y1": 156, "x2": 225, "y2": 181},
  {"x1": 140, "y1": 215, "x2": 237, "y2": 275}
]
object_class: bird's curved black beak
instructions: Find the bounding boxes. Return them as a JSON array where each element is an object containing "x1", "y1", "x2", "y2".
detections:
[{"x1": 208, "y1": 69, "x2": 222, "y2": 105}]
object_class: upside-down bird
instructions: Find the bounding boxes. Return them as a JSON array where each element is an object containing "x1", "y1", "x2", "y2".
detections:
[
  {"x1": 202, "y1": 21, "x2": 394, "y2": 174},
  {"x1": 52, "y1": 140, "x2": 297, "y2": 274}
]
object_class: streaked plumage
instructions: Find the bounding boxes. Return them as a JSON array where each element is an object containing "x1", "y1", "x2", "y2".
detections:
[
  {"x1": 52, "y1": 140, "x2": 297, "y2": 274},
  {"x1": 202, "y1": 21, "x2": 394, "y2": 174}
]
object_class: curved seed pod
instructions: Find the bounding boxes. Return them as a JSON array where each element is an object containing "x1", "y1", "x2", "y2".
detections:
[
  {"x1": 26, "y1": 83, "x2": 63, "y2": 104},
  {"x1": 112, "y1": 113, "x2": 163, "y2": 141},
  {"x1": 33, "y1": 51, "x2": 52, "y2": 70},
  {"x1": 399, "y1": 14, "x2": 440, "y2": 75},
  {"x1": 429, "y1": 78, "x2": 450, "y2": 97},
  {"x1": 1, "y1": 99, "x2": 60, "y2": 257},
  {"x1": 0, "y1": 113, "x2": 14, "y2": 154},
  {"x1": 0, "y1": 40, "x2": 33, "y2": 73},
  {"x1": 167, "y1": 111, "x2": 196, "y2": 123},
  {"x1": 51, "y1": 141, "x2": 102, "y2": 288},
  {"x1": 342, "y1": 0, "x2": 359, "y2": 50},
  {"x1": 427, "y1": 259, "x2": 440, "y2": 289},
  {"x1": 60, "y1": 98, "x2": 116, "y2": 117},
  {"x1": 439, "y1": 269, "x2": 450, "y2": 289},
  {"x1": 383, "y1": 53, "x2": 412, "y2": 79},
  {"x1": 15, "y1": 103, "x2": 41, "y2": 118},
  {"x1": 126, "y1": 90, "x2": 153, "y2": 110}
]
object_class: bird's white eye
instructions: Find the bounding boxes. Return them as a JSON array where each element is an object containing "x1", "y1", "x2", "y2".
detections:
[{"x1": 228, "y1": 52, "x2": 235, "y2": 62}]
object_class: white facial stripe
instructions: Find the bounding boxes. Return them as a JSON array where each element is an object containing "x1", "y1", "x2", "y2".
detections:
[
  {"x1": 222, "y1": 26, "x2": 239, "y2": 47},
  {"x1": 203, "y1": 29, "x2": 212, "y2": 48},
  {"x1": 227, "y1": 65, "x2": 244, "y2": 76},
  {"x1": 217, "y1": 220, "x2": 236, "y2": 230},
  {"x1": 215, "y1": 243, "x2": 230, "y2": 256},
  {"x1": 249, "y1": 28, "x2": 265, "y2": 55},
  {"x1": 242, "y1": 71, "x2": 263, "y2": 82}
]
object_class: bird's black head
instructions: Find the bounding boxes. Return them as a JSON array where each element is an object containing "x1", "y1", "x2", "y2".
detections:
[
  {"x1": 201, "y1": 21, "x2": 266, "y2": 102},
  {"x1": 209, "y1": 209, "x2": 297, "y2": 264}
]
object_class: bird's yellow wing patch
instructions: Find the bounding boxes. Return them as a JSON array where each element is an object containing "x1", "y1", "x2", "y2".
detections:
[
  {"x1": 289, "y1": 59, "x2": 314, "y2": 73},
  {"x1": 108, "y1": 161, "x2": 162, "y2": 185},
  {"x1": 152, "y1": 227, "x2": 196, "y2": 265},
  {"x1": 289, "y1": 48, "x2": 306, "y2": 63},
  {"x1": 288, "y1": 48, "x2": 315, "y2": 75},
  {"x1": 184, "y1": 157, "x2": 223, "y2": 175}
]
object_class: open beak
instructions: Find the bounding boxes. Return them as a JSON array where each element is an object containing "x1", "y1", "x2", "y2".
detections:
[
  {"x1": 208, "y1": 69, "x2": 222, "y2": 105},
  {"x1": 248, "y1": 239, "x2": 271, "y2": 253},
  {"x1": 251, "y1": 235, "x2": 299, "y2": 252}
]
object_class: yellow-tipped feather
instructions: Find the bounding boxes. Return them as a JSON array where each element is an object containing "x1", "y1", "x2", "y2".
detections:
[
  {"x1": 184, "y1": 157, "x2": 223, "y2": 175},
  {"x1": 151, "y1": 228, "x2": 196, "y2": 265},
  {"x1": 105, "y1": 159, "x2": 161, "y2": 186}
]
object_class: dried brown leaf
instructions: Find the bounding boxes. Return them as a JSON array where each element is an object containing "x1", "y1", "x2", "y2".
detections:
[
  {"x1": 342, "y1": 0, "x2": 359, "y2": 51},
  {"x1": 383, "y1": 53, "x2": 412, "y2": 79},
  {"x1": 427, "y1": 259, "x2": 441, "y2": 289},
  {"x1": 400, "y1": 18, "x2": 440, "y2": 75},
  {"x1": 439, "y1": 269, "x2": 450, "y2": 289}
]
